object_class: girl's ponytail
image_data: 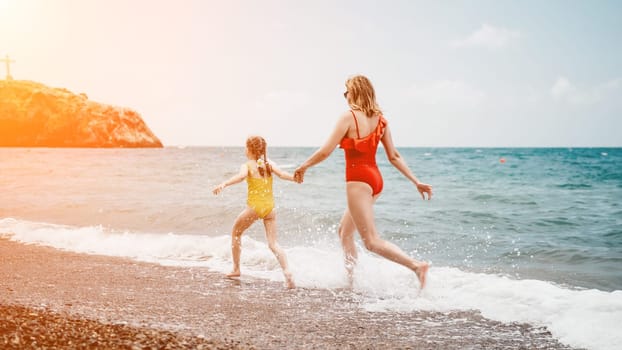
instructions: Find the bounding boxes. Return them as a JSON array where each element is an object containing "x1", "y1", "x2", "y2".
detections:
[
  {"x1": 247, "y1": 135, "x2": 271, "y2": 178},
  {"x1": 257, "y1": 158, "x2": 265, "y2": 177},
  {"x1": 263, "y1": 150, "x2": 272, "y2": 177}
]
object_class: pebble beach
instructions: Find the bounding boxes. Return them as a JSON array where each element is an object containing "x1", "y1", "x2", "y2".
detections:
[{"x1": 0, "y1": 239, "x2": 576, "y2": 349}]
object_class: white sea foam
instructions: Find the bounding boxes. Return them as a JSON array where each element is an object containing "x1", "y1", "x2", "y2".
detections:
[{"x1": 1, "y1": 217, "x2": 621, "y2": 350}]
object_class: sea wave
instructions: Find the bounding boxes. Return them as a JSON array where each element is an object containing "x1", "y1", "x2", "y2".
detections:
[{"x1": 1, "y1": 217, "x2": 621, "y2": 350}]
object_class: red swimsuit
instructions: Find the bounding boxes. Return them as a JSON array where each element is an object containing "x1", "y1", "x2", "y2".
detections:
[{"x1": 339, "y1": 111, "x2": 387, "y2": 196}]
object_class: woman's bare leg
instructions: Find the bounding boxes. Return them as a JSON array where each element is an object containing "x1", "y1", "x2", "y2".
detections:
[
  {"x1": 338, "y1": 209, "x2": 358, "y2": 285},
  {"x1": 227, "y1": 208, "x2": 259, "y2": 278},
  {"x1": 263, "y1": 211, "x2": 295, "y2": 289},
  {"x1": 346, "y1": 182, "x2": 429, "y2": 288}
]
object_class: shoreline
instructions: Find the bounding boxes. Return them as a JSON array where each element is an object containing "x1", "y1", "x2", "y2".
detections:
[{"x1": 0, "y1": 238, "x2": 576, "y2": 349}]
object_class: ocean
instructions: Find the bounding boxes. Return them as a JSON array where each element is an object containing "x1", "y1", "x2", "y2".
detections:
[{"x1": 1, "y1": 147, "x2": 621, "y2": 350}]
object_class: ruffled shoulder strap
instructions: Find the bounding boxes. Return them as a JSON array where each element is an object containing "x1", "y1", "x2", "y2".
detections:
[{"x1": 375, "y1": 115, "x2": 387, "y2": 140}]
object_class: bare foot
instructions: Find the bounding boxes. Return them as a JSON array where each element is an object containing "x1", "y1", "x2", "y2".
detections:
[
  {"x1": 226, "y1": 270, "x2": 240, "y2": 278},
  {"x1": 284, "y1": 271, "x2": 295, "y2": 289},
  {"x1": 414, "y1": 262, "x2": 429, "y2": 289}
]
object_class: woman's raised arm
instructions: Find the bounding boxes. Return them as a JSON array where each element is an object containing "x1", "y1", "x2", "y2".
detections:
[{"x1": 294, "y1": 112, "x2": 350, "y2": 183}]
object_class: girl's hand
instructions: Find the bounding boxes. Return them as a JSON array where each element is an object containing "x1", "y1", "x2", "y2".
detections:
[
  {"x1": 212, "y1": 184, "x2": 225, "y2": 195},
  {"x1": 416, "y1": 183, "x2": 433, "y2": 200}
]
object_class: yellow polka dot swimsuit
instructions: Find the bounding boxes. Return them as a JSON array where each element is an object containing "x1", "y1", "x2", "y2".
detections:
[{"x1": 246, "y1": 162, "x2": 274, "y2": 218}]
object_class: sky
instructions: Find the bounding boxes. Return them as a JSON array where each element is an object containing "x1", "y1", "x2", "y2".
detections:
[{"x1": 1, "y1": 0, "x2": 621, "y2": 147}]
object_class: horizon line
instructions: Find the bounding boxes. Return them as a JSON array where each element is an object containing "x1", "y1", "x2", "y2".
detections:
[{"x1": 164, "y1": 145, "x2": 622, "y2": 149}]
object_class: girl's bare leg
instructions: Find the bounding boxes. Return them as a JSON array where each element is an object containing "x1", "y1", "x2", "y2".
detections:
[
  {"x1": 227, "y1": 208, "x2": 259, "y2": 278},
  {"x1": 338, "y1": 209, "x2": 358, "y2": 285},
  {"x1": 346, "y1": 182, "x2": 429, "y2": 288},
  {"x1": 263, "y1": 211, "x2": 295, "y2": 289}
]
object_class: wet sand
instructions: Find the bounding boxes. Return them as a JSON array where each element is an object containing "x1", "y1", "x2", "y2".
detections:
[{"x1": 0, "y1": 238, "x2": 577, "y2": 349}]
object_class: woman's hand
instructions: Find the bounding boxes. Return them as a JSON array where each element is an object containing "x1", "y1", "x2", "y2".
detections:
[
  {"x1": 293, "y1": 166, "x2": 306, "y2": 183},
  {"x1": 416, "y1": 182, "x2": 433, "y2": 200}
]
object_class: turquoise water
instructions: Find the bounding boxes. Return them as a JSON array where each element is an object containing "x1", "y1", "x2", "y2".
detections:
[
  {"x1": 2, "y1": 147, "x2": 621, "y2": 349},
  {"x1": 1, "y1": 147, "x2": 620, "y2": 291},
  {"x1": 388, "y1": 147, "x2": 622, "y2": 291},
  {"x1": 290, "y1": 147, "x2": 622, "y2": 291}
]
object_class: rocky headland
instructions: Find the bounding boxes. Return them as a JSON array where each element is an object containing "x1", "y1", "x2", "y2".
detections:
[{"x1": 0, "y1": 80, "x2": 162, "y2": 147}]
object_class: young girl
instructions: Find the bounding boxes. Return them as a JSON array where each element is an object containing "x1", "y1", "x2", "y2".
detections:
[{"x1": 212, "y1": 136, "x2": 296, "y2": 289}]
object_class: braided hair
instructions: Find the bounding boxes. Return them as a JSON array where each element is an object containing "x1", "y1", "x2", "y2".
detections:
[{"x1": 246, "y1": 136, "x2": 272, "y2": 177}]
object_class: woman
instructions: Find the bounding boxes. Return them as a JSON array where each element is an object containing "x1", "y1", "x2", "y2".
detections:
[{"x1": 293, "y1": 75, "x2": 432, "y2": 288}]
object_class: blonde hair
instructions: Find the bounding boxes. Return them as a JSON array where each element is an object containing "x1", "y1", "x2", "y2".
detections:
[
  {"x1": 246, "y1": 136, "x2": 272, "y2": 177},
  {"x1": 345, "y1": 75, "x2": 382, "y2": 117}
]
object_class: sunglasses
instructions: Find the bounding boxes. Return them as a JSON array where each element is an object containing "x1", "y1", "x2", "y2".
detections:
[{"x1": 343, "y1": 91, "x2": 349, "y2": 98}]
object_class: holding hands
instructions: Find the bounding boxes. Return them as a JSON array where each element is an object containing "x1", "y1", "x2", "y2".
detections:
[{"x1": 293, "y1": 166, "x2": 306, "y2": 184}]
